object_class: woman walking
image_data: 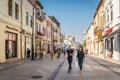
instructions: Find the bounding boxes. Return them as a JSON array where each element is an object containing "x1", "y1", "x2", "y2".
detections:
[{"x1": 76, "y1": 46, "x2": 85, "y2": 73}]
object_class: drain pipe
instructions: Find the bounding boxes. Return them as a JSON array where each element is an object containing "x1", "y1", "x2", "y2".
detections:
[{"x1": 20, "y1": 0, "x2": 23, "y2": 59}]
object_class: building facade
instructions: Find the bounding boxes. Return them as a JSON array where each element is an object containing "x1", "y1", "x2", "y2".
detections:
[
  {"x1": 86, "y1": 23, "x2": 95, "y2": 54},
  {"x1": 35, "y1": 1, "x2": 44, "y2": 54},
  {"x1": 86, "y1": 0, "x2": 120, "y2": 61},
  {"x1": 94, "y1": 0, "x2": 105, "y2": 56},
  {"x1": 50, "y1": 16, "x2": 61, "y2": 51},
  {"x1": 0, "y1": 0, "x2": 22, "y2": 63},
  {"x1": 104, "y1": 0, "x2": 120, "y2": 60},
  {"x1": 0, "y1": 0, "x2": 36, "y2": 63},
  {"x1": 0, "y1": 0, "x2": 62, "y2": 63}
]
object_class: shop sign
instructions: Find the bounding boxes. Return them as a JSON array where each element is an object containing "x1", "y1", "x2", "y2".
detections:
[
  {"x1": 106, "y1": 28, "x2": 113, "y2": 34},
  {"x1": 6, "y1": 25, "x2": 19, "y2": 32}
]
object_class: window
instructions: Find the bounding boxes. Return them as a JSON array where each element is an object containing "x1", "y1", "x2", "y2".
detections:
[
  {"x1": 30, "y1": 15, "x2": 32, "y2": 27},
  {"x1": 36, "y1": 23, "x2": 38, "y2": 32},
  {"x1": 104, "y1": 12, "x2": 106, "y2": 23},
  {"x1": 39, "y1": 24, "x2": 41, "y2": 32},
  {"x1": 26, "y1": 12, "x2": 29, "y2": 25},
  {"x1": 5, "y1": 32, "x2": 17, "y2": 59},
  {"x1": 8, "y1": 0, "x2": 12, "y2": 16},
  {"x1": 110, "y1": 6, "x2": 113, "y2": 21},
  {"x1": 107, "y1": 10, "x2": 109, "y2": 22},
  {"x1": 15, "y1": 3, "x2": 19, "y2": 19}
]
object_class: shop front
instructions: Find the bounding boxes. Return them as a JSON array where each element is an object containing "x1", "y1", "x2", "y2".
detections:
[
  {"x1": 5, "y1": 32, "x2": 17, "y2": 59},
  {"x1": 25, "y1": 36, "x2": 32, "y2": 58},
  {"x1": 105, "y1": 27, "x2": 113, "y2": 58},
  {"x1": 108, "y1": 25, "x2": 120, "y2": 60}
]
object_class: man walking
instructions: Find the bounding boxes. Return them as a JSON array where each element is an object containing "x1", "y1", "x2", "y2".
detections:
[{"x1": 66, "y1": 45, "x2": 74, "y2": 73}]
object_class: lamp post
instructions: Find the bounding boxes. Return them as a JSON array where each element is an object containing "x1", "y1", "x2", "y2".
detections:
[{"x1": 31, "y1": 2, "x2": 36, "y2": 60}]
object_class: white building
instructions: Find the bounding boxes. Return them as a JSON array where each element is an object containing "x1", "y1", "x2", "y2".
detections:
[
  {"x1": 86, "y1": 23, "x2": 95, "y2": 54},
  {"x1": 104, "y1": 0, "x2": 120, "y2": 60}
]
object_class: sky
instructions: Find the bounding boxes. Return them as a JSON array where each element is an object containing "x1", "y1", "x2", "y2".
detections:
[{"x1": 39, "y1": 0, "x2": 100, "y2": 43}]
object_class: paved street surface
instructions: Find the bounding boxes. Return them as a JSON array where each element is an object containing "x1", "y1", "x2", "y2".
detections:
[
  {"x1": 0, "y1": 54, "x2": 65, "y2": 80},
  {"x1": 55, "y1": 54, "x2": 120, "y2": 80},
  {"x1": 0, "y1": 54, "x2": 120, "y2": 80}
]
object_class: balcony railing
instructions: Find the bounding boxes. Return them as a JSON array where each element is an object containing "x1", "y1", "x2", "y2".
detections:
[
  {"x1": 36, "y1": 31, "x2": 44, "y2": 36},
  {"x1": 94, "y1": 26, "x2": 104, "y2": 36}
]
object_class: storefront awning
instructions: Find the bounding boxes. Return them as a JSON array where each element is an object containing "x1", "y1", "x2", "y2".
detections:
[
  {"x1": 101, "y1": 33, "x2": 109, "y2": 39},
  {"x1": 108, "y1": 29, "x2": 120, "y2": 37},
  {"x1": 98, "y1": 34, "x2": 108, "y2": 41}
]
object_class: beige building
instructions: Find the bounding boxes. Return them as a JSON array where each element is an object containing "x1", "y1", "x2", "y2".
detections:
[
  {"x1": 21, "y1": 0, "x2": 36, "y2": 59},
  {"x1": 0, "y1": 0, "x2": 36, "y2": 63},
  {"x1": 0, "y1": 0, "x2": 62, "y2": 63},
  {"x1": 93, "y1": 0, "x2": 105, "y2": 55},
  {"x1": 0, "y1": 0, "x2": 22, "y2": 63},
  {"x1": 86, "y1": 23, "x2": 95, "y2": 54},
  {"x1": 35, "y1": 1, "x2": 44, "y2": 53},
  {"x1": 44, "y1": 15, "x2": 52, "y2": 53},
  {"x1": 50, "y1": 16, "x2": 61, "y2": 50}
]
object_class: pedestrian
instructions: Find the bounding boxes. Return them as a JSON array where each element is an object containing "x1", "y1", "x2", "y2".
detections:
[
  {"x1": 37, "y1": 49, "x2": 41, "y2": 60},
  {"x1": 57, "y1": 48, "x2": 61, "y2": 58},
  {"x1": 66, "y1": 45, "x2": 74, "y2": 73},
  {"x1": 74, "y1": 49, "x2": 78, "y2": 68},
  {"x1": 76, "y1": 46, "x2": 85, "y2": 73},
  {"x1": 27, "y1": 48, "x2": 30, "y2": 58},
  {"x1": 40, "y1": 49, "x2": 43, "y2": 60},
  {"x1": 63, "y1": 47, "x2": 67, "y2": 57}
]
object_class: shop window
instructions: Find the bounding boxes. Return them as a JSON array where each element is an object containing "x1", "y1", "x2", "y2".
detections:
[
  {"x1": 5, "y1": 32, "x2": 17, "y2": 59},
  {"x1": 8, "y1": 0, "x2": 13, "y2": 16},
  {"x1": 15, "y1": 3, "x2": 19, "y2": 19}
]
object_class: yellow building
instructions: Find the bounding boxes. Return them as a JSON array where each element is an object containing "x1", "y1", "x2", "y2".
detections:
[
  {"x1": 21, "y1": 0, "x2": 36, "y2": 59},
  {"x1": 93, "y1": 0, "x2": 105, "y2": 55},
  {"x1": 0, "y1": 0, "x2": 36, "y2": 63},
  {"x1": 0, "y1": 0, "x2": 22, "y2": 63}
]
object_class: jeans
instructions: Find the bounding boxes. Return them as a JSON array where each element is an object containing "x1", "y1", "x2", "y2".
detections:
[
  {"x1": 68, "y1": 57, "x2": 73, "y2": 70},
  {"x1": 78, "y1": 59, "x2": 83, "y2": 70}
]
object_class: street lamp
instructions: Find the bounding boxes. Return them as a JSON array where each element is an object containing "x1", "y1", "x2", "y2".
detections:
[{"x1": 31, "y1": 3, "x2": 36, "y2": 60}]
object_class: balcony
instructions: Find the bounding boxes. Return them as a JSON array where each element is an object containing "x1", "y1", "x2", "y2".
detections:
[
  {"x1": 94, "y1": 26, "x2": 104, "y2": 36},
  {"x1": 36, "y1": 31, "x2": 44, "y2": 36},
  {"x1": 36, "y1": 11, "x2": 45, "y2": 21}
]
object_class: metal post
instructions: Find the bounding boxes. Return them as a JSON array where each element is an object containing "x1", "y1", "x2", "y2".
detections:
[
  {"x1": 31, "y1": 5, "x2": 35, "y2": 60},
  {"x1": 20, "y1": 0, "x2": 23, "y2": 59}
]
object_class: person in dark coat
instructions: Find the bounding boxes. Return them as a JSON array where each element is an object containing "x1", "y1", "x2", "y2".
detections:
[
  {"x1": 66, "y1": 45, "x2": 74, "y2": 73},
  {"x1": 76, "y1": 46, "x2": 85, "y2": 72},
  {"x1": 27, "y1": 48, "x2": 30, "y2": 58}
]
